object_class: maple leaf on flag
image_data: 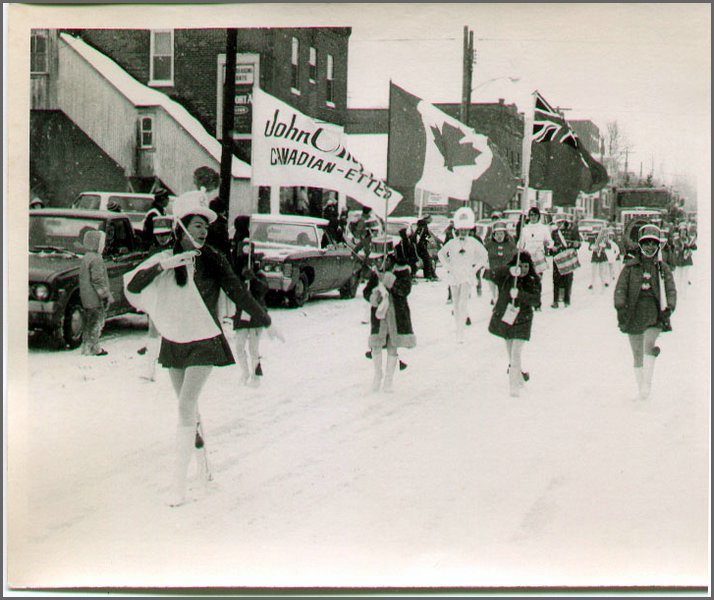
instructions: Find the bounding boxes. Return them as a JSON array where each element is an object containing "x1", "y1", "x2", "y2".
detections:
[{"x1": 430, "y1": 122, "x2": 481, "y2": 171}]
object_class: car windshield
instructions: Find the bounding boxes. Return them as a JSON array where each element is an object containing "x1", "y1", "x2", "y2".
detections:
[
  {"x1": 251, "y1": 222, "x2": 319, "y2": 247},
  {"x1": 111, "y1": 196, "x2": 154, "y2": 212},
  {"x1": 75, "y1": 194, "x2": 101, "y2": 210},
  {"x1": 29, "y1": 215, "x2": 103, "y2": 254}
]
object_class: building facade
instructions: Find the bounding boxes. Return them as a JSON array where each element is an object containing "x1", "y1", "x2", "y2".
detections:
[{"x1": 31, "y1": 27, "x2": 350, "y2": 215}]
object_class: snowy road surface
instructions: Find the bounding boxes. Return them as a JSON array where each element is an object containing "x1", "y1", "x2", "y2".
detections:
[{"x1": 8, "y1": 255, "x2": 709, "y2": 589}]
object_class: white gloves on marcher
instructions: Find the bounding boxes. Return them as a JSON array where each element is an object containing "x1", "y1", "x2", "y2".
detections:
[
  {"x1": 509, "y1": 287, "x2": 519, "y2": 300},
  {"x1": 382, "y1": 272, "x2": 397, "y2": 289},
  {"x1": 160, "y1": 251, "x2": 198, "y2": 270}
]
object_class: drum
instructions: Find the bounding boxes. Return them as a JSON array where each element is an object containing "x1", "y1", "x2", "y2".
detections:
[{"x1": 553, "y1": 248, "x2": 580, "y2": 275}]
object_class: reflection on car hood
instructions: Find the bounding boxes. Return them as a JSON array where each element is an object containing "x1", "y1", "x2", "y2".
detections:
[
  {"x1": 252, "y1": 241, "x2": 317, "y2": 261},
  {"x1": 29, "y1": 253, "x2": 81, "y2": 281}
]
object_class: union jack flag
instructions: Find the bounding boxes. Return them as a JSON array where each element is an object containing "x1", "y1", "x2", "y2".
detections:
[{"x1": 532, "y1": 91, "x2": 580, "y2": 151}]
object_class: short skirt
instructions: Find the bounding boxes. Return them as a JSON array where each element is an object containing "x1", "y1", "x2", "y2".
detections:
[
  {"x1": 621, "y1": 294, "x2": 661, "y2": 335},
  {"x1": 159, "y1": 334, "x2": 235, "y2": 369},
  {"x1": 591, "y1": 252, "x2": 608, "y2": 263}
]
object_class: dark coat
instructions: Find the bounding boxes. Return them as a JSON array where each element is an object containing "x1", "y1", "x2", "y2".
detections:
[
  {"x1": 488, "y1": 265, "x2": 541, "y2": 341},
  {"x1": 484, "y1": 236, "x2": 517, "y2": 275},
  {"x1": 363, "y1": 265, "x2": 416, "y2": 349},
  {"x1": 614, "y1": 252, "x2": 676, "y2": 334}
]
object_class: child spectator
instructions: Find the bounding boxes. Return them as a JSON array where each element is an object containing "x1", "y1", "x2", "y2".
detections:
[{"x1": 79, "y1": 230, "x2": 114, "y2": 355}]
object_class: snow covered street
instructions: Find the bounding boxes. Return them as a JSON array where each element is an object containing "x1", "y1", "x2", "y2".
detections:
[{"x1": 9, "y1": 255, "x2": 709, "y2": 589}]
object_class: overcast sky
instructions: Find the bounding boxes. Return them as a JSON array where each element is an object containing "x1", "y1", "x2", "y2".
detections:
[{"x1": 345, "y1": 3, "x2": 710, "y2": 192}]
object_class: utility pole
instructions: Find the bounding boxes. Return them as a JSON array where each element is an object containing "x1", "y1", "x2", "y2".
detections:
[
  {"x1": 460, "y1": 26, "x2": 474, "y2": 125},
  {"x1": 219, "y1": 28, "x2": 238, "y2": 207}
]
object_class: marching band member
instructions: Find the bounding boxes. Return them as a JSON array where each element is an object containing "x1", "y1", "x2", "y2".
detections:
[
  {"x1": 517, "y1": 207, "x2": 553, "y2": 277},
  {"x1": 484, "y1": 220, "x2": 517, "y2": 306},
  {"x1": 488, "y1": 251, "x2": 542, "y2": 397},
  {"x1": 588, "y1": 227, "x2": 613, "y2": 292},
  {"x1": 675, "y1": 221, "x2": 696, "y2": 296},
  {"x1": 437, "y1": 207, "x2": 489, "y2": 343},
  {"x1": 124, "y1": 191, "x2": 274, "y2": 506},
  {"x1": 550, "y1": 216, "x2": 581, "y2": 308},
  {"x1": 363, "y1": 244, "x2": 416, "y2": 393},
  {"x1": 614, "y1": 224, "x2": 676, "y2": 400}
]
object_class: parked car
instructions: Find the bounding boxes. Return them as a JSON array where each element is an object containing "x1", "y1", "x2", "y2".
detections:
[
  {"x1": 28, "y1": 208, "x2": 149, "y2": 348},
  {"x1": 577, "y1": 218, "x2": 609, "y2": 243},
  {"x1": 72, "y1": 191, "x2": 174, "y2": 236},
  {"x1": 250, "y1": 214, "x2": 362, "y2": 307}
]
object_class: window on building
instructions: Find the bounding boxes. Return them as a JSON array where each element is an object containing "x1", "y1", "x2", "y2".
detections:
[
  {"x1": 290, "y1": 37, "x2": 300, "y2": 94},
  {"x1": 326, "y1": 54, "x2": 335, "y2": 106},
  {"x1": 31, "y1": 30, "x2": 49, "y2": 74},
  {"x1": 308, "y1": 46, "x2": 317, "y2": 83},
  {"x1": 150, "y1": 30, "x2": 174, "y2": 85},
  {"x1": 139, "y1": 116, "x2": 154, "y2": 148}
]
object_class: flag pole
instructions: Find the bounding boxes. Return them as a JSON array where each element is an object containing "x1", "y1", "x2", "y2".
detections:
[
  {"x1": 382, "y1": 80, "x2": 395, "y2": 274},
  {"x1": 521, "y1": 90, "x2": 536, "y2": 213}
]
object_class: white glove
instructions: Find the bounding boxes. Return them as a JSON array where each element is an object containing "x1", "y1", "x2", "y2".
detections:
[
  {"x1": 160, "y1": 251, "x2": 197, "y2": 270},
  {"x1": 509, "y1": 287, "x2": 519, "y2": 300},
  {"x1": 382, "y1": 271, "x2": 397, "y2": 289},
  {"x1": 509, "y1": 266, "x2": 521, "y2": 277}
]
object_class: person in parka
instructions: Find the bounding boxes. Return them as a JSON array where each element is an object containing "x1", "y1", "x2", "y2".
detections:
[
  {"x1": 79, "y1": 229, "x2": 114, "y2": 355},
  {"x1": 362, "y1": 243, "x2": 416, "y2": 392},
  {"x1": 614, "y1": 224, "x2": 676, "y2": 400}
]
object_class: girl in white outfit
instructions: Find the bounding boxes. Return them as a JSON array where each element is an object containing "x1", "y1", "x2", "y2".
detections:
[
  {"x1": 437, "y1": 207, "x2": 489, "y2": 343},
  {"x1": 517, "y1": 207, "x2": 553, "y2": 277}
]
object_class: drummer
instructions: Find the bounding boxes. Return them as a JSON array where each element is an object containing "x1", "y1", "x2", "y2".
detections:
[{"x1": 550, "y1": 216, "x2": 581, "y2": 308}]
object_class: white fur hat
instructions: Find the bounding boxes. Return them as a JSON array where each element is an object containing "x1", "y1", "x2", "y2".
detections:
[
  {"x1": 172, "y1": 190, "x2": 217, "y2": 225},
  {"x1": 453, "y1": 206, "x2": 475, "y2": 230}
]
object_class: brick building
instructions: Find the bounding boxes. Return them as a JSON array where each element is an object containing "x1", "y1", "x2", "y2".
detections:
[{"x1": 31, "y1": 27, "x2": 350, "y2": 214}]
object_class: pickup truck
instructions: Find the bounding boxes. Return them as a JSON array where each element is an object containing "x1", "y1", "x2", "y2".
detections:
[{"x1": 28, "y1": 209, "x2": 149, "y2": 348}]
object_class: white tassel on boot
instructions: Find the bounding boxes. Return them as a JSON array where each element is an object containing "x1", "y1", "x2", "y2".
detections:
[
  {"x1": 641, "y1": 355, "x2": 656, "y2": 399},
  {"x1": 371, "y1": 350, "x2": 383, "y2": 392},
  {"x1": 382, "y1": 355, "x2": 398, "y2": 393},
  {"x1": 169, "y1": 425, "x2": 196, "y2": 507}
]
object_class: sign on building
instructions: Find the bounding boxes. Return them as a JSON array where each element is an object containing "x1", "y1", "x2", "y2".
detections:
[{"x1": 217, "y1": 53, "x2": 260, "y2": 140}]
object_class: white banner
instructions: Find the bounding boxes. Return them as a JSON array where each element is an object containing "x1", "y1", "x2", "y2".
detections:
[{"x1": 251, "y1": 88, "x2": 402, "y2": 216}]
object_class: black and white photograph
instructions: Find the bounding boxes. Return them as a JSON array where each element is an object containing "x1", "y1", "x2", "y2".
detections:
[{"x1": 5, "y1": 2, "x2": 711, "y2": 593}]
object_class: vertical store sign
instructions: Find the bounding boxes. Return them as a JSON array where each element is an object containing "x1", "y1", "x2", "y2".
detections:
[
  {"x1": 233, "y1": 63, "x2": 254, "y2": 137},
  {"x1": 217, "y1": 53, "x2": 260, "y2": 140}
]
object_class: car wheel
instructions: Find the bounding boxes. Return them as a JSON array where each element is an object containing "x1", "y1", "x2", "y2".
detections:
[
  {"x1": 288, "y1": 272, "x2": 310, "y2": 307},
  {"x1": 61, "y1": 297, "x2": 85, "y2": 349},
  {"x1": 339, "y1": 272, "x2": 359, "y2": 299}
]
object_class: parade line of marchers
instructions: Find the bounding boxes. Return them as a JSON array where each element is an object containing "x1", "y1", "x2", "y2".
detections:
[{"x1": 264, "y1": 109, "x2": 395, "y2": 200}]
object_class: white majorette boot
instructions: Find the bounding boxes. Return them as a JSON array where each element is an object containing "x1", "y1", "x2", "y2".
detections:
[
  {"x1": 634, "y1": 367, "x2": 645, "y2": 399},
  {"x1": 141, "y1": 336, "x2": 160, "y2": 381},
  {"x1": 371, "y1": 350, "x2": 383, "y2": 392},
  {"x1": 641, "y1": 354, "x2": 657, "y2": 400},
  {"x1": 509, "y1": 368, "x2": 521, "y2": 397},
  {"x1": 169, "y1": 425, "x2": 196, "y2": 507},
  {"x1": 382, "y1": 355, "x2": 398, "y2": 393}
]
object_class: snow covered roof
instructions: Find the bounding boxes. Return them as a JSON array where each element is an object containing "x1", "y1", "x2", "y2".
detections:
[{"x1": 60, "y1": 33, "x2": 251, "y2": 180}]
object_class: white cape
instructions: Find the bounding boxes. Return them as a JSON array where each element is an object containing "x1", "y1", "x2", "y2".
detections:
[{"x1": 123, "y1": 251, "x2": 222, "y2": 343}]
